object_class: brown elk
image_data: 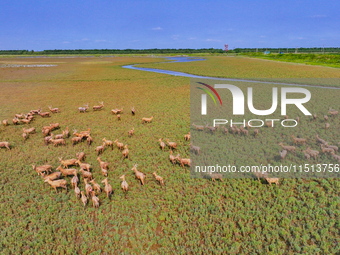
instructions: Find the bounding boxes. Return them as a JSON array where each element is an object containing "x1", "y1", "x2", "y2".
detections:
[
  {"x1": 93, "y1": 102, "x2": 104, "y2": 111},
  {"x1": 0, "y1": 141, "x2": 11, "y2": 150},
  {"x1": 120, "y1": 175, "x2": 128, "y2": 192},
  {"x1": 56, "y1": 165, "x2": 77, "y2": 177},
  {"x1": 102, "y1": 138, "x2": 113, "y2": 150},
  {"x1": 44, "y1": 178, "x2": 67, "y2": 193},
  {"x1": 50, "y1": 138, "x2": 66, "y2": 147},
  {"x1": 131, "y1": 164, "x2": 146, "y2": 185},
  {"x1": 91, "y1": 191, "x2": 100, "y2": 208},
  {"x1": 96, "y1": 144, "x2": 105, "y2": 156},
  {"x1": 142, "y1": 116, "x2": 153, "y2": 123},
  {"x1": 59, "y1": 158, "x2": 77, "y2": 168},
  {"x1": 32, "y1": 164, "x2": 52, "y2": 175},
  {"x1": 153, "y1": 172, "x2": 164, "y2": 186},
  {"x1": 175, "y1": 154, "x2": 191, "y2": 168},
  {"x1": 128, "y1": 127, "x2": 134, "y2": 137},
  {"x1": 78, "y1": 104, "x2": 89, "y2": 113},
  {"x1": 48, "y1": 106, "x2": 59, "y2": 113},
  {"x1": 101, "y1": 178, "x2": 113, "y2": 199},
  {"x1": 90, "y1": 179, "x2": 101, "y2": 194},
  {"x1": 158, "y1": 138, "x2": 165, "y2": 151},
  {"x1": 97, "y1": 157, "x2": 109, "y2": 170},
  {"x1": 166, "y1": 139, "x2": 177, "y2": 150},
  {"x1": 38, "y1": 111, "x2": 50, "y2": 118},
  {"x1": 122, "y1": 145, "x2": 129, "y2": 159},
  {"x1": 184, "y1": 132, "x2": 190, "y2": 141}
]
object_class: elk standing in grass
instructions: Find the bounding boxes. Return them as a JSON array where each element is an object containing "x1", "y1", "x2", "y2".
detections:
[
  {"x1": 91, "y1": 191, "x2": 100, "y2": 208},
  {"x1": 84, "y1": 179, "x2": 92, "y2": 197},
  {"x1": 72, "y1": 136, "x2": 82, "y2": 146},
  {"x1": 56, "y1": 165, "x2": 77, "y2": 177},
  {"x1": 50, "y1": 138, "x2": 66, "y2": 147},
  {"x1": 328, "y1": 109, "x2": 338, "y2": 117},
  {"x1": 22, "y1": 132, "x2": 28, "y2": 141},
  {"x1": 131, "y1": 164, "x2": 146, "y2": 185},
  {"x1": 79, "y1": 169, "x2": 93, "y2": 180},
  {"x1": 101, "y1": 167, "x2": 108, "y2": 177},
  {"x1": 291, "y1": 135, "x2": 306, "y2": 145},
  {"x1": 153, "y1": 172, "x2": 164, "y2": 186},
  {"x1": 142, "y1": 116, "x2": 153, "y2": 123},
  {"x1": 325, "y1": 143, "x2": 338, "y2": 152},
  {"x1": 48, "y1": 106, "x2": 59, "y2": 113},
  {"x1": 2, "y1": 120, "x2": 8, "y2": 126},
  {"x1": 111, "y1": 108, "x2": 123, "y2": 114},
  {"x1": 131, "y1": 107, "x2": 135, "y2": 115},
  {"x1": 192, "y1": 123, "x2": 204, "y2": 131},
  {"x1": 87, "y1": 136, "x2": 93, "y2": 146},
  {"x1": 251, "y1": 166, "x2": 268, "y2": 183},
  {"x1": 32, "y1": 164, "x2": 52, "y2": 176},
  {"x1": 90, "y1": 179, "x2": 101, "y2": 194},
  {"x1": 78, "y1": 104, "x2": 89, "y2": 113},
  {"x1": 316, "y1": 134, "x2": 328, "y2": 145},
  {"x1": 120, "y1": 175, "x2": 128, "y2": 192},
  {"x1": 254, "y1": 129, "x2": 259, "y2": 138},
  {"x1": 59, "y1": 158, "x2": 78, "y2": 168},
  {"x1": 93, "y1": 102, "x2": 104, "y2": 111},
  {"x1": 175, "y1": 154, "x2": 191, "y2": 168},
  {"x1": 184, "y1": 132, "x2": 190, "y2": 141},
  {"x1": 208, "y1": 171, "x2": 223, "y2": 182},
  {"x1": 101, "y1": 178, "x2": 113, "y2": 199},
  {"x1": 81, "y1": 191, "x2": 87, "y2": 207},
  {"x1": 71, "y1": 173, "x2": 79, "y2": 188},
  {"x1": 74, "y1": 183, "x2": 80, "y2": 199},
  {"x1": 158, "y1": 138, "x2": 165, "y2": 151},
  {"x1": 97, "y1": 157, "x2": 109, "y2": 170},
  {"x1": 279, "y1": 150, "x2": 287, "y2": 161},
  {"x1": 23, "y1": 127, "x2": 36, "y2": 134},
  {"x1": 320, "y1": 144, "x2": 335, "y2": 154},
  {"x1": 128, "y1": 127, "x2": 134, "y2": 137},
  {"x1": 114, "y1": 139, "x2": 124, "y2": 150},
  {"x1": 306, "y1": 147, "x2": 319, "y2": 160},
  {"x1": 0, "y1": 141, "x2": 11, "y2": 150},
  {"x1": 190, "y1": 144, "x2": 200, "y2": 155},
  {"x1": 325, "y1": 123, "x2": 330, "y2": 130},
  {"x1": 166, "y1": 139, "x2": 177, "y2": 150},
  {"x1": 265, "y1": 177, "x2": 279, "y2": 186},
  {"x1": 41, "y1": 171, "x2": 61, "y2": 181},
  {"x1": 96, "y1": 144, "x2": 105, "y2": 156},
  {"x1": 169, "y1": 151, "x2": 176, "y2": 164},
  {"x1": 76, "y1": 152, "x2": 86, "y2": 162},
  {"x1": 117, "y1": 114, "x2": 121, "y2": 121},
  {"x1": 122, "y1": 145, "x2": 129, "y2": 160},
  {"x1": 278, "y1": 143, "x2": 296, "y2": 154},
  {"x1": 63, "y1": 127, "x2": 70, "y2": 138},
  {"x1": 38, "y1": 111, "x2": 50, "y2": 118},
  {"x1": 44, "y1": 178, "x2": 68, "y2": 193},
  {"x1": 102, "y1": 138, "x2": 113, "y2": 150}
]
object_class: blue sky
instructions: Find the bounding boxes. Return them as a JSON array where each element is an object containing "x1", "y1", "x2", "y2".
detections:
[{"x1": 0, "y1": 0, "x2": 339, "y2": 51}]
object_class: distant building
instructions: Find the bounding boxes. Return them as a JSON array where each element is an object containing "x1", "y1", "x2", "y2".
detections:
[{"x1": 264, "y1": 51, "x2": 270, "y2": 54}]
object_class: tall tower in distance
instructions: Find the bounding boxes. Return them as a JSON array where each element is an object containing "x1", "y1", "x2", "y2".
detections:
[{"x1": 224, "y1": 44, "x2": 228, "y2": 52}]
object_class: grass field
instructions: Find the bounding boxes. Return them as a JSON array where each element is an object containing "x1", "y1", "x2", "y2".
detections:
[{"x1": 1, "y1": 56, "x2": 340, "y2": 254}]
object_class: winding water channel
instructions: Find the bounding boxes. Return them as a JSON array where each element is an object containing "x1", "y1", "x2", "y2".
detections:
[{"x1": 122, "y1": 57, "x2": 340, "y2": 90}]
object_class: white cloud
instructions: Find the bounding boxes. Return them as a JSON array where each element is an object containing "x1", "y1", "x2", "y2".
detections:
[
  {"x1": 189, "y1": 37, "x2": 196, "y2": 40},
  {"x1": 95, "y1": 39, "x2": 106, "y2": 43},
  {"x1": 206, "y1": 39, "x2": 221, "y2": 42},
  {"x1": 172, "y1": 35, "x2": 179, "y2": 40},
  {"x1": 82, "y1": 38, "x2": 89, "y2": 41},
  {"x1": 62, "y1": 41, "x2": 70, "y2": 44},
  {"x1": 260, "y1": 35, "x2": 266, "y2": 38},
  {"x1": 152, "y1": 27, "x2": 162, "y2": 30}
]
